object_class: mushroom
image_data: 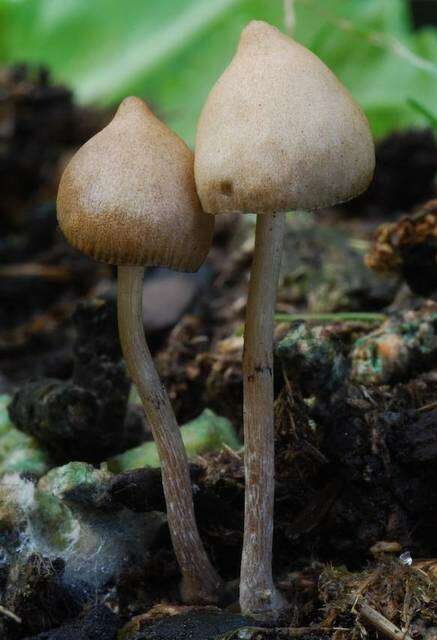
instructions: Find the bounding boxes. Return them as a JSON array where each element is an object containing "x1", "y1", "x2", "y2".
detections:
[
  {"x1": 57, "y1": 97, "x2": 221, "y2": 604},
  {"x1": 195, "y1": 21, "x2": 375, "y2": 616}
]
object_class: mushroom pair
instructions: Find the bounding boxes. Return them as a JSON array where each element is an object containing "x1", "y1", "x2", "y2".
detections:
[{"x1": 57, "y1": 19, "x2": 374, "y2": 616}]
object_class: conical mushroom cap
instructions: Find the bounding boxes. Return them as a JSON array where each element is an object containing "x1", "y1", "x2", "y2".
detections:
[
  {"x1": 195, "y1": 21, "x2": 375, "y2": 214},
  {"x1": 57, "y1": 97, "x2": 214, "y2": 271}
]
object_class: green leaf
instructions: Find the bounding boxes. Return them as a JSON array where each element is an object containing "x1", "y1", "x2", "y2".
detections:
[
  {"x1": 293, "y1": 0, "x2": 437, "y2": 137},
  {"x1": 1, "y1": 0, "x2": 437, "y2": 142},
  {"x1": 0, "y1": 0, "x2": 283, "y2": 143}
]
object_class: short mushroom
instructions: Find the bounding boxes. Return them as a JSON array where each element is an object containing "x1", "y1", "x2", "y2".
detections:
[
  {"x1": 195, "y1": 21, "x2": 375, "y2": 616},
  {"x1": 57, "y1": 96, "x2": 221, "y2": 604}
]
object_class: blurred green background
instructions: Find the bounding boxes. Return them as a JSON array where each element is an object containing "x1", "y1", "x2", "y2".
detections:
[{"x1": 1, "y1": 0, "x2": 437, "y2": 144}]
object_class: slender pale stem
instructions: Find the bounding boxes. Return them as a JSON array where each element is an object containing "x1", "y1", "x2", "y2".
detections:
[
  {"x1": 240, "y1": 212, "x2": 286, "y2": 616},
  {"x1": 117, "y1": 265, "x2": 222, "y2": 604}
]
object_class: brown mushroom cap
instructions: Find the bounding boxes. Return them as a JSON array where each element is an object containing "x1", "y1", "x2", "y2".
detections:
[
  {"x1": 195, "y1": 21, "x2": 375, "y2": 215},
  {"x1": 57, "y1": 97, "x2": 214, "y2": 271}
]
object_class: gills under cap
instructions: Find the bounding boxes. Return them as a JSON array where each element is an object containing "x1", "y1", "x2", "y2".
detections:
[
  {"x1": 57, "y1": 96, "x2": 214, "y2": 271},
  {"x1": 195, "y1": 20, "x2": 375, "y2": 215}
]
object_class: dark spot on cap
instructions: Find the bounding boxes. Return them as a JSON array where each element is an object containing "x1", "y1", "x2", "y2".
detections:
[{"x1": 220, "y1": 180, "x2": 234, "y2": 196}]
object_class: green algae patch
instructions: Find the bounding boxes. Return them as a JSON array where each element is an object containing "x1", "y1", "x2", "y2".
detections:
[
  {"x1": 108, "y1": 409, "x2": 240, "y2": 473},
  {"x1": 38, "y1": 461, "x2": 112, "y2": 504},
  {"x1": 0, "y1": 394, "x2": 51, "y2": 478}
]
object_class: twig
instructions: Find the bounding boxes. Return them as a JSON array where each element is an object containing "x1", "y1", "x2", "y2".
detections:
[
  {"x1": 222, "y1": 443, "x2": 242, "y2": 460},
  {"x1": 275, "y1": 312, "x2": 386, "y2": 323},
  {"x1": 355, "y1": 599, "x2": 413, "y2": 640},
  {"x1": 0, "y1": 263, "x2": 72, "y2": 282},
  {"x1": 416, "y1": 400, "x2": 437, "y2": 413},
  {"x1": 0, "y1": 605, "x2": 22, "y2": 624},
  {"x1": 414, "y1": 558, "x2": 437, "y2": 571}
]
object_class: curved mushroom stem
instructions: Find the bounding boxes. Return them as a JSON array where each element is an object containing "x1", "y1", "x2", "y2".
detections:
[
  {"x1": 117, "y1": 265, "x2": 222, "y2": 604},
  {"x1": 240, "y1": 212, "x2": 287, "y2": 617}
]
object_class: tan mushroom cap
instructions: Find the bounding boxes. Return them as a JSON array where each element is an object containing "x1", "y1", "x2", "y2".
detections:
[
  {"x1": 195, "y1": 21, "x2": 375, "y2": 215},
  {"x1": 57, "y1": 97, "x2": 214, "y2": 271}
]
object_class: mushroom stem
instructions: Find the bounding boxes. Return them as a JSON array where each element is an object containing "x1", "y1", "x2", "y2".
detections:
[
  {"x1": 117, "y1": 265, "x2": 222, "y2": 604},
  {"x1": 240, "y1": 212, "x2": 286, "y2": 616}
]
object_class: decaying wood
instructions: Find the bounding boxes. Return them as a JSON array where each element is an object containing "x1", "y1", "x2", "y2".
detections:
[{"x1": 354, "y1": 598, "x2": 413, "y2": 640}]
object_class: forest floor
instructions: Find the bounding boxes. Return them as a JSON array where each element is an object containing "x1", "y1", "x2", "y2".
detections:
[{"x1": 0, "y1": 67, "x2": 436, "y2": 640}]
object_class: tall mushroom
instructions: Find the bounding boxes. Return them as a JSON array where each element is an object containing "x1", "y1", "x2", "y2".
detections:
[
  {"x1": 195, "y1": 21, "x2": 375, "y2": 616},
  {"x1": 57, "y1": 97, "x2": 221, "y2": 604}
]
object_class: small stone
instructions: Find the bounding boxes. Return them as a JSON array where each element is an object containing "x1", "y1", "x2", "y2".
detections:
[{"x1": 142, "y1": 268, "x2": 211, "y2": 332}]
